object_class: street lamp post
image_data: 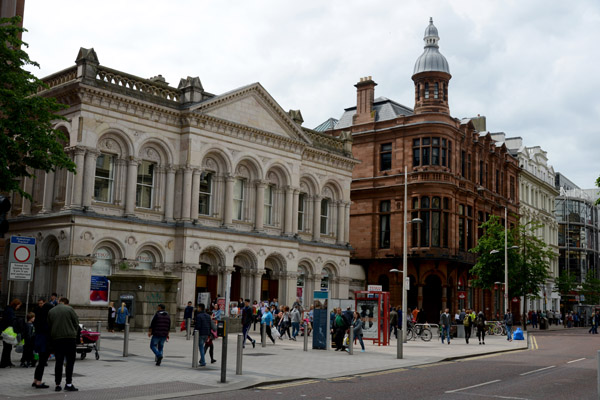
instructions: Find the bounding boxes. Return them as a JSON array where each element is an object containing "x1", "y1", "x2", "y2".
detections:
[{"x1": 490, "y1": 207, "x2": 519, "y2": 314}]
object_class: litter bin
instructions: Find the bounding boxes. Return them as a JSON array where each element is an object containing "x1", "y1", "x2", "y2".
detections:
[{"x1": 539, "y1": 317, "x2": 548, "y2": 330}]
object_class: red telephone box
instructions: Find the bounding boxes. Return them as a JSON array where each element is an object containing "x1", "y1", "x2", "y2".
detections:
[{"x1": 355, "y1": 291, "x2": 390, "y2": 346}]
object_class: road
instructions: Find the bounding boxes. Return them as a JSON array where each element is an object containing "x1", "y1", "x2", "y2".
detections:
[{"x1": 186, "y1": 328, "x2": 598, "y2": 400}]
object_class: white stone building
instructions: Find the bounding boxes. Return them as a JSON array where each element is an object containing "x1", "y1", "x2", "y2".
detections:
[
  {"x1": 2, "y1": 48, "x2": 363, "y2": 326},
  {"x1": 493, "y1": 134, "x2": 560, "y2": 312}
]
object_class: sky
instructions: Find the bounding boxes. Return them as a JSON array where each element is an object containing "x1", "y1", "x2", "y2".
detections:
[{"x1": 20, "y1": 0, "x2": 600, "y2": 189}]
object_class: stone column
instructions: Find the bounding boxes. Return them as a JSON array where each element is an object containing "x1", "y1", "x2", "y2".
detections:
[
  {"x1": 164, "y1": 165, "x2": 176, "y2": 222},
  {"x1": 312, "y1": 195, "x2": 321, "y2": 241},
  {"x1": 284, "y1": 186, "x2": 294, "y2": 235},
  {"x1": 223, "y1": 175, "x2": 234, "y2": 227},
  {"x1": 82, "y1": 150, "x2": 99, "y2": 208},
  {"x1": 20, "y1": 176, "x2": 32, "y2": 215},
  {"x1": 254, "y1": 180, "x2": 266, "y2": 231},
  {"x1": 191, "y1": 169, "x2": 201, "y2": 220},
  {"x1": 181, "y1": 166, "x2": 193, "y2": 221},
  {"x1": 442, "y1": 286, "x2": 448, "y2": 309},
  {"x1": 253, "y1": 270, "x2": 264, "y2": 302},
  {"x1": 291, "y1": 189, "x2": 299, "y2": 234},
  {"x1": 344, "y1": 202, "x2": 351, "y2": 245},
  {"x1": 417, "y1": 285, "x2": 424, "y2": 309},
  {"x1": 41, "y1": 170, "x2": 55, "y2": 213},
  {"x1": 113, "y1": 158, "x2": 127, "y2": 206},
  {"x1": 71, "y1": 147, "x2": 86, "y2": 208},
  {"x1": 125, "y1": 157, "x2": 138, "y2": 215},
  {"x1": 336, "y1": 201, "x2": 345, "y2": 245},
  {"x1": 222, "y1": 267, "x2": 234, "y2": 316}
]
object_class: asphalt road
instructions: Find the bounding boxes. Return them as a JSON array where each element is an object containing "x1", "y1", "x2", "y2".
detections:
[{"x1": 184, "y1": 328, "x2": 598, "y2": 400}]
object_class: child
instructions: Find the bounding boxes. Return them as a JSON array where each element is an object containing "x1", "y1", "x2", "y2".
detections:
[{"x1": 20, "y1": 312, "x2": 36, "y2": 368}]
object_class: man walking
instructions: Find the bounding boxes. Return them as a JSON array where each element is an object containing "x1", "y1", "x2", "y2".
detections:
[
  {"x1": 290, "y1": 304, "x2": 301, "y2": 340},
  {"x1": 183, "y1": 301, "x2": 194, "y2": 331},
  {"x1": 463, "y1": 308, "x2": 472, "y2": 344},
  {"x1": 148, "y1": 304, "x2": 171, "y2": 366},
  {"x1": 241, "y1": 299, "x2": 256, "y2": 348},
  {"x1": 389, "y1": 307, "x2": 398, "y2": 339},
  {"x1": 440, "y1": 308, "x2": 451, "y2": 344},
  {"x1": 504, "y1": 309, "x2": 513, "y2": 341},
  {"x1": 194, "y1": 303, "x2": 212, "y2": 366},
  {"x1": 47, "y1": 297, "x2": 79, "y2": 392}
]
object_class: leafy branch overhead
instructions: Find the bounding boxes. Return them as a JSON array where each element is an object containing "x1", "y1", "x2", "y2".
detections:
[{"x1": 0, "y1": 16, "x2": 75, "y2": 199}]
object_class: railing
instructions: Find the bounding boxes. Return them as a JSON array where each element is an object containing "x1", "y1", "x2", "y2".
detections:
[
  {"x1": 40, "y1": 67, "x2": 77, "y2": 91},
  {"x1": 95, "y1": 67, "x2": 180, "y2": 102}
]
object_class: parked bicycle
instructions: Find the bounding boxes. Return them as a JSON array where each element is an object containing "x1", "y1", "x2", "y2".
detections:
[
  {"x1": 406, "y1": 322, "x2": 433, "y2": 341},
  {"x1": 486, "y1": 321, "x2": 506, "y2": 336}
]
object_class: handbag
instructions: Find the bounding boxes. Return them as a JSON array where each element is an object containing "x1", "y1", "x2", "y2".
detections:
[
  {"x1": 180, "y1": 321, "x2": 186, "y2": 332},
  {"x1": 2, "y1": 327, "x2": 18, "y2": 345}
]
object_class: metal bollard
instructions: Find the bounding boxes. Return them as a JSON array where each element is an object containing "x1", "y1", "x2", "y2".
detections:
[
  {"x1": 303, "y1": 322, "x2": 308, "y2": 352},
  {"x1": 186, "y1": 318, "x2": 192, "y2": 340},
  {"x1": 261, "y1": 323, "x2": 266, "y2": 348},
  {"x1": 96, "y1": 321, "x2": 102, "y2": 351},
  {"x1": 236, "y1": 334, "x2": 243, "y2": 375},
  {"x1": 220, "y1": 328, "x2": 228, "y2": 383},
  {"x1": 123, "y1": 323, "x2": 129, "y2": 357},
  {"x1": 349, "y1": 326, "x2": 354, "y2": 355},
  {"x1": 397, "y1": 329, "x2": 403, "y2": 359},
  {"x1": 192, "y1": 331, "x2": 199, "y2": 368},
  {"x1": 597, "y1": 350, "x2": 600, "y2": 397}
]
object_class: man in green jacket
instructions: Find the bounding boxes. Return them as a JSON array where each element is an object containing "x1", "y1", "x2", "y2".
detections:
[{"x1": 48, "y1": 297, "x2": 79, "y2": 392}]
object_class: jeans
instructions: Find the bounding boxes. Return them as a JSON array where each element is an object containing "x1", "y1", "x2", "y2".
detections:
[
  {"x1": 356, "y1": 334, "x2": 365, "y2": 350},
  {"x1": 197, "y1": 335, "x2": 208, "y2": 365},
  {"x1": 506, "y1": 325, "x2": 513, "y2": 340},
  {"x1": 150, "y1": 335, "x2": 167, "y2": 358},
  {"x1": 291, "y1": 322, "x2": 300, "y2": 338},
  {"x1": 53, "y1": 338, "x2": 76, "y2": 385},
  {"x1": 242, "y1": 324, "x2": 254, "y2": 347},
  {"x1": 441, "y1": 325, "x2": 450, "y2": 343}
]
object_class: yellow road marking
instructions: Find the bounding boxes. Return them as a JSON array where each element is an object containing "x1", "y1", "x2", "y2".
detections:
[
  {"x1": 358, "y1": 368, "x2": 407, "y2": 377},
  {"x1": 531, "y1": 335, "x2": 538, "y2": 350},
  {"x1": 415, "y1": 361, "x2": 455, "y2": 369},
  {"x1": 257, "y1": 379, "x2": 320, "y2": 390},
  {"x1": 328, "y1": 376, "x2": 355, "y2": 382}
]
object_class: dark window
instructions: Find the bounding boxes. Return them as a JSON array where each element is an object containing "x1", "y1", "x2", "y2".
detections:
[
  {"x1": 448, "y1": 141, "x2": 452, "y2": 169},
  {"x1": 425, "y1": 83, "x2": 430, "y2": 99},
  {"x1": 434, "y1": 82, "x2": 439, "y2": 99},
  {"x1": 479, "y1": 160, "x2": 484, "y2": 185},
  {"x1": 478, "y1": 211, "x2": 484, "y2": 239},
  {"x1": 411, "y1": 211, "x2": 419, "y2": 247},
  {"x1": 431, "y1": 197, "x2": 441, "y2": 247},
  {"x1": 510, "y1": 176, "x2": 515, "y2": 200},
  {"x1": 379, "y1": 201, "x2": 391, "y2": 249},
  {"x1": 432, "y1": 138, "x2": 440, "y2": 165},
  {"x1": 467, "y1": 153, "x2": 472, "y2": 180},
  {"x1": 380, "y1": 143, "x2": 392, "y2": 171},
  {"x1": 441, "y1": 139, "x2": 447, "y2": 167},
  {"x1": 495, "y1": 169, "x2": 500, "y2": 192},
  {"x1": 461, "y1": 151, "x2": 466, "y2": 178}
]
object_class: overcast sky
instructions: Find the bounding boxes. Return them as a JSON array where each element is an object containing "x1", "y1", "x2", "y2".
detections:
[{"x1": 21, "y1": 0, "x2": 600, "y2": 190}]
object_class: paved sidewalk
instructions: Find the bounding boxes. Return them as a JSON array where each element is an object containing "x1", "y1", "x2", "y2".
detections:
[{"x1": 0, "y1": 326, "x2": 531, "y2": 399}]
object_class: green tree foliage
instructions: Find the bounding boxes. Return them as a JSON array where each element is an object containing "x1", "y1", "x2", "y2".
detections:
[
  {"x1": 0, "y1": 17, "x2": 75, "y2": 199},
  {"x1": 553, "y1": 270, "x2": 577, "y2": 297},
  {"x1": 469, "y1": 216, "x2": 555, "y2": 300},
  {"x1": 582, "y1": 277, "x2": 600, "y2": 305},
  {"x1": 596, "y1": 175, "x2": 600, "y2": 206}
]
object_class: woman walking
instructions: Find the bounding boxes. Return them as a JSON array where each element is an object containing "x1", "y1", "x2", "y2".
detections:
[
  {"x1": 352, "y1": 311, "x2": 365, "y2": 352},
  {"x1": 0, "y1": 299, "x2": 22, "y2": 368},
  {"x1": 279, "y1": 306, "x2": 292, "y2": 340},
  {"x1": 107, "y1": 302, "x2": 116, "y2": 332},
  {"x1": 115, "y1": 302, "x2": 129, "y2": 331}
]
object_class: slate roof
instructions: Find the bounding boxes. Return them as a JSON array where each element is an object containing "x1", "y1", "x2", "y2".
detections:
[
  {"x1": 313, "y1": 117, "x2": 339, "y2": 133},
  {"x1": 332, "y1": 97, "x2": 414, "y2": 130}
]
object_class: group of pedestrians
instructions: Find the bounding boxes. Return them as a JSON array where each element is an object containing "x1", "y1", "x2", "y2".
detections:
[{"x1": 1, "y1": 296, "x2": 80, "y2": 392}]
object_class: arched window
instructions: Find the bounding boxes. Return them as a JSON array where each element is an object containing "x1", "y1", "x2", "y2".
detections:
[
  {"x1": 320, "y1": 269, "x2": 329, "y2": 292},
  {"x1": 136, "y1": 160, "x2": 155, "y2": 209},
  {"x1": 320, "y1": 198, "x2": 330, "y2": 235},
  {"x1": 434, "y1": 82, "x2": 439, "y2": 99},
  {"x1": 263, "y1": 184, "x2": 274, "y2": 225},
  {"x1": 233, "y1": 178, "x2": 245, "y2": 220},
  {"x1": 298, "y1": 193, "x2": 306, "y2": 231},
  {"x1": 136, "y1": 251, "x2": 155, "y2": 270},
  {"x1": 92, "y1": 247, "x2": 113, "y2": 277},
  {"x1": 424, "y1": 83, "x2": 430, "y2": 99},
  {"x1": 198, "y1": 172, "x2": 212, "y2": 215}
]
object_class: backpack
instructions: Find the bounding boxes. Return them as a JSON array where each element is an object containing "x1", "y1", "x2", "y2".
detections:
[
  {"x1": 463, "y1": 315, "x2": 470, "y2": 327},
  {"x1": 477, "y1": 315, "x2": 485, "y2": 328}
]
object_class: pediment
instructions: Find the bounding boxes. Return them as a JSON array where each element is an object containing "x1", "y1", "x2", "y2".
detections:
[{"x1": 189, "y1": 83, "x2": 312, "y2": 144}]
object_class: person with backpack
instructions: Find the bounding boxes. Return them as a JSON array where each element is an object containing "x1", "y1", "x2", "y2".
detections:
[
  {"x1": 504, "y1": 309, "x2": 513, "y2": 341},
  {"x1": 439, "y1": 308, "x2": 451, "y2": 345},
  {"x1": 241, "y1": 299, "x2": 256, "y2": 348},
  {"x1": 463, "y1": 308, "x2": 472, "y2": 344},
  {"x1": 476, "y1": 311, "x2": 486, "y2": 345}
]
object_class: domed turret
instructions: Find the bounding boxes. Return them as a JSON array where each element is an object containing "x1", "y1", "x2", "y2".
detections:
[{"x1": 412, "y1": 18, "x2": 452, "y2": 115}]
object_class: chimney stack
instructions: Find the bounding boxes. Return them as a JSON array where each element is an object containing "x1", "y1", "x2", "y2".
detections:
[{"x1": 353, "y1": 76, "x2": 377, "y2": 125}]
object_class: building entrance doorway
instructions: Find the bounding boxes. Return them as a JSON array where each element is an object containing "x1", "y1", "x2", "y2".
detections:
[{"x1": 423, "y1": 274, "x2": 442, "y2": 323}]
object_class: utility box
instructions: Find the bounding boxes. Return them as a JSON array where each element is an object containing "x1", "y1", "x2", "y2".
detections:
[{"x1": 217, "y1": 319, "x2": 227, "y2": 337}]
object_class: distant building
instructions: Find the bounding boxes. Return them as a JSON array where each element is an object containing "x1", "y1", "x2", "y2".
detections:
[
  {"x1": 2, "y1": 48, "x2": 362, "y2": 326},
  {"x1": 320, "y1": 19, "x2": 520, "y2": 322}
]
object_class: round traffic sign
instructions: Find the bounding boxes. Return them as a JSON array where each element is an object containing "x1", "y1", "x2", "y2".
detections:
[{"x1": 14, "y1": 246, "x2": 30, "y2": 262}]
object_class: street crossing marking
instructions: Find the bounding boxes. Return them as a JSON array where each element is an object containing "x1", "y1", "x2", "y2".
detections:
[
  {"x1": 257, "y1": 379, "x2": 319, "y2": 390},
  {"x1": 519, "y1": 365, "x2": 555, "y2": 376},
  {"x1": 567, "y1": 358, "x2": 586, "y2": 364},
  {"x1": 445, "y1": 379, "x2": 501, "y2": 393}
]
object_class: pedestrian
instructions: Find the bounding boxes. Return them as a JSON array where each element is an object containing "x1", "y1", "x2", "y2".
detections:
[
  {"x1": 115, "y1": 302, "x2": 129, "y2": 331},
  {"x1": 107, "y1": 301, "x2": 116, "y2": 332},
  {"x1": 278, "y1": 306, "x2": 292, "y2": 340},
  {"x1": 212, "y1": 303, "x2": 222, "y2": 320},
  {"x1": 148, "y1": 304, "x2": 171, "y2": 366},
  {"x1": 48, "y1": 297, "x2": 79, "y2": 392},
  {"x1": 0, "y1": 298, "x2": 22, "y2": 368},
  {"x1": 253, "y1": 300, "x2": 260, "y2": 331},
  {"x1": 290, "y1": 304, "x2": 301, "y2": 340},
  {"x1": 440, "y1": 308, "x2": 451, "y2": 344},
  {"x1": 260, "y1": 306, "x2": 276, "y2": 344},
  {"x1": 476, "y1": 311, "x2": 486, "y2": 345},
  {"x1": 463, "y1": 308, "x2": 472, "y2": 344},
  {"x1": 183, "y1": 301, "x2": 194, "y2": 331},
  {"x1": 531, "y1": 310, "x2": 538, "y2": 329},
  {"x1": 389, "y1": 307, "x2": 398, "y2": 339},
  {"x1": 241, "y1": 299, "x2": 256, "y2": 348},
  {"x1": 194, "y1": 303, "x2": 212, "y2": 366},
  {"x1": 204, "y1": 316, "x2": 217, "y2": 364},
  {"x1": 20, "y1": 312, "x2": 36, "y2": 368},
  {"x1": 49, "y1": 293, "x2": 58, "y2": 306},
  {"x1": 333, "y1": 308, "x2": 347, "y2": 351},
  {"x1": 504, "y1": 309, "x2": 513, "y2": 341},
  {"x1": 352, "y1": 311, "x2": 365, "y2": 352},
  {"x1": 32, "y1": 297, "x2": 54, "y2": 389}
]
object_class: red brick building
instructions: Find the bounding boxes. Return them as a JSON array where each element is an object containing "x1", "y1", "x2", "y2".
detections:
[{"x1": 324, "y1": 19, "x2": 520, "y2": 322}]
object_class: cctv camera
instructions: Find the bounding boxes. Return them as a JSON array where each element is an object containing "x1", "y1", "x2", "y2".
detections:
[{"x1": 138, "y1": 285, "x2": 143, "y2": 290}]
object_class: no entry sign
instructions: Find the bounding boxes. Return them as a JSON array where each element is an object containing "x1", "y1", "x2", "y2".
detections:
[{"x1": 8, "y1": 236, "x2": 36, "y2": 281}]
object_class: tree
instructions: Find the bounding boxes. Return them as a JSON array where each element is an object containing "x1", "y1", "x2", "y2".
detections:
[
  {"x1": 553, "y1": 270, "x2": 577, "y2": 298},
  {"x1": 581, "y1": 277, "x2": 600, "y2": 306},
  {"x1": 595, "y1": 175, "x2": 600, "y2": 206},
  {"x1": 0, "y1": 16, "x2": 75, "y2": 199}
]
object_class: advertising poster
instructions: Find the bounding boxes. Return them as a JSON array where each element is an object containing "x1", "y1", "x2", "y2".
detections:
[
  {"x1": 357, "y1": 299, "x2": 378, "y2": 339},
  {"x1": 90, "y1": 275, "x2": 109, "y2": 304}
]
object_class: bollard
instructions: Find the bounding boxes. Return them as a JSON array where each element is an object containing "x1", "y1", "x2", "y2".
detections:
[
  {"x1": 261, "y1": 323, "x2": 266, "y2": 348},
  {"x1": 349, "y1": 325, "x2": 354, "y2": 355},
  {"x1": 220, "y1": 326, "x2": 228, "y2": 383},
  {"x1": 597, "y1": 350, "x2": 600, "y2": 398},
  {"x1": 397, "y1": 329, "x2": 403, "y2": 359},
  {"x1": 186, "y1": 318, "x2": 192, "y2": 341},
  {"x1": 123, "y1": 323, "x2": 129, "y2": 357},
  {"x1": 96, "y1": 321, "x2": 102, "y2": 352},
  {"x1": 236, "y1": 334, "x2": 243, "y2": 375},
  {"x1": 192, "y1": 331, "x2": 199, "y2": 368},
  {"x1": 303, "y1": 322, "x2": 308, "y2": 352}
]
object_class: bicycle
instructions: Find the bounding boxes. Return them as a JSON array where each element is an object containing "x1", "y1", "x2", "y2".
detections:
[
  {"x1": 406, "y1": 322, "x2": 433, "y2": 341},
  {"x1": 486, "y1": 321, "x2": 506, "y2": 336}
]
